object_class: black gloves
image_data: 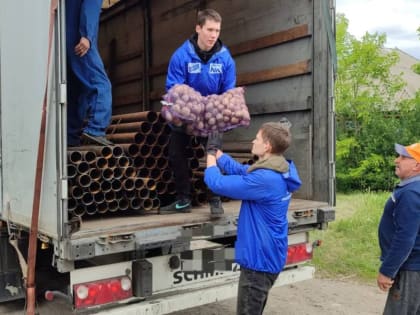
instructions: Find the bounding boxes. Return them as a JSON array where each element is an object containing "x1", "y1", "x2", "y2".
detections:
[{"x1": 206, "y1": 131, "x2": 223, "y2": 156}]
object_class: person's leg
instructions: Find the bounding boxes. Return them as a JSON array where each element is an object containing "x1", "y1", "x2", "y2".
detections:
[
  {"x1": 82, "y1": 46, "x2": 112, "y2": 137},
  {"x1": 160, "y1": 130, "x2": 192, "y2": 214},
  {"x1": 170, "y1": 131, "x2": 192, "y2": 200},
  {"x1": 383, "y1": 270, "x2": 420, "y2": 315},
  {"x1": 199, "y1": 135, "x2": 224, "y2": 216},
  {"x1": 236, "y1": 267, "x2": 279, "y2": 315}
]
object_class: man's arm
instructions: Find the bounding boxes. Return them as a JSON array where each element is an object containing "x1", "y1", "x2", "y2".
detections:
[{"x1": 78, "y1": 0, "x2": 102, "y2": 45}]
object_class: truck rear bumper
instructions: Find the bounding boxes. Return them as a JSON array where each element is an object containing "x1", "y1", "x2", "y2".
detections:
[{"x1": 94, "y1": 266, "x2": 315, "y2": 315}]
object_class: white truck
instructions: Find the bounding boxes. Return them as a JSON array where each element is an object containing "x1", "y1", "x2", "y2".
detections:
[{"x1": 0, "y1": 0, "x2": 336, "y2": 313}]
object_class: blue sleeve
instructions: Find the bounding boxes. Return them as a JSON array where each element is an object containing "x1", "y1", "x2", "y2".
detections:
[
  {"x1": 79, "y1": 0, "x2": 102, "y2": 43},
  {"x1": 221, "y1": 53, "x2": 236, "y2": 92},
  {"x1": 380, "y1": 189, "x2": 420, "y2": 278},
  {"x1": 166, "y1": 50, "x2": 186, "y2": 91},
  {"x1": 205, "y1": 166, "x2": 273, "y2": 201},
  {"x1": 217, "y1": 153, "x2": 249, "y2": 175}
]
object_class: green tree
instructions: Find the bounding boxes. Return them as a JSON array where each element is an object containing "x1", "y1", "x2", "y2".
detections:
[
  {"x1": 412, "y1": 26, "x2": 420, "y2": 74},
  {"x1": 335, "y1": 14, "x2": 418, "y2": 191}
]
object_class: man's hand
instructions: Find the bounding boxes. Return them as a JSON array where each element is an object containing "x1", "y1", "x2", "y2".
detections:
[
  {"x1": 206, "y1": 131, "x2": 223, "y2": 156},
  {"x1": 75, "y1": 37, "x2": 91, "y2": 57},
  {"x1": 377, "y1": 272, "x2": 394, "y2": 292}
]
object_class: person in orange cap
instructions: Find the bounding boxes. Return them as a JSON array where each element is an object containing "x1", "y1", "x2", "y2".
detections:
[{"x1": 377, "y1": 142, "x2": 420, "y2": 315}]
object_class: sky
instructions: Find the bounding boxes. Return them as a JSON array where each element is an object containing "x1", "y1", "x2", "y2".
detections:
[{"x1": 336, "y1": 0, "x2": 420, "y2": 59}]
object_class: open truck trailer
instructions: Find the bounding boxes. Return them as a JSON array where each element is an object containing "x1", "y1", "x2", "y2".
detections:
[{"x1": 0, "y1": 0, "x2": 336, "y2": 313}]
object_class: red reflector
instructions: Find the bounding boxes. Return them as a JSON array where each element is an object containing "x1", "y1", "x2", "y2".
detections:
[
  {"x1": 74, "y1": 276, "x2": 132, "y2": 309},
  {"x1": 286, "y1": 242, "x2": 313, "y2": 265}
]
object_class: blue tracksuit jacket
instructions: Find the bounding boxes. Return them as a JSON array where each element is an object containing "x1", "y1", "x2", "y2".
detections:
[
  {"x1": 204, "y1": 154, "x2": 302, "y2": 274},
  {"x1": 165, "y1": 39, "x2": 236, "y2": 96}
]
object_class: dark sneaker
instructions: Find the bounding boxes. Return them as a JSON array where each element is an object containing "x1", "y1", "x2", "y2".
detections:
[
  {"x1": 81, "y1": 132, "x2": 113, "y2": 146},
  {"x1": 209, "y1": 197, "x2": 224, "y2": 217},
  {"x1": 159, "y1": 199, "x2": 191, "y2": 214}
]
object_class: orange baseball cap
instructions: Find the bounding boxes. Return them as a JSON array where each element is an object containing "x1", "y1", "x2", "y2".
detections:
[{"x1": 395, "y1": 143, "x2": 420, "y2": 162}]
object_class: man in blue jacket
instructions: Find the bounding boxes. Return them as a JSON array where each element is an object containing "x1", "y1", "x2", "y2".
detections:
[
  {"x1": 377, "y1": 142, "x2": 420, "y2": 315},
  {"x1": 66, "y1": 0, "x2": 112, "y2": 146},
  {"x1": 204, "y1": 121, "x2": 301, "y2": 315},
  {"x1": 160, "y1": 9, "x2": 236, "y2": 216}
]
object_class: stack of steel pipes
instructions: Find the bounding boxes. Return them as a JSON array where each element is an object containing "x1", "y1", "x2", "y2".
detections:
[{"x1": 67, "y1": 111, "x2": 208, "y2": 217}]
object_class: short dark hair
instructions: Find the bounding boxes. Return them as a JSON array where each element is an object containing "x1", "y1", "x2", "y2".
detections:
[
  {"x1": 260, "y1": 122, "x2": 291, "y2": 155},
  {"x1": 197, "y1": 9, "x2": 222, "y2": 27}
]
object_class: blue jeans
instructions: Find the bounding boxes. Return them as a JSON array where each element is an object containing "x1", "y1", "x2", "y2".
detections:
[{"x1": 237, "y1": 267, "x2": 279, "y2": 315}]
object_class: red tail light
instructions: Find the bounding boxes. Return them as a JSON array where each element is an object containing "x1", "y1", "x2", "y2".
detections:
[
  {"x1": 286, "y1": 242, "x2": 313, "y2": 265},
  {"x1": 73, "y1": 276, "x2": 132, "y2": 309}
]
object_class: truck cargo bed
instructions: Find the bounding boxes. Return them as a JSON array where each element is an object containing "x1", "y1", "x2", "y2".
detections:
[{"x1": 70, "y1": 198, "x2": 328, "y2": 240}]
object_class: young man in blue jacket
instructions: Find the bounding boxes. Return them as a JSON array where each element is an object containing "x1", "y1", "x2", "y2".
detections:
[
  {"x1": 160, "y1": 9, "x2": 236, "y2": 216},
  {"x1": 66, "y1": 0, "x2": 112, "y2": 146},
  {"x1": 204, "y1": 121, "x2": 301, "y2": 315},
  {"x1": 377, "y1": 142, "x2": 420, "y2": 315}
]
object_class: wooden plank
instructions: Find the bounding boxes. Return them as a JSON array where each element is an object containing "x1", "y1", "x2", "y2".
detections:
[
  {"x1": 229, "y1": 24, "x2": 309, "y2": 56},
  {"x1": 237, "y1": 60, "x2": 310, "y2": 86},
  {"x1": 113, "y1": 72, "x2": 143, "y2": 87},
  {"x1": 113, "y1": 94, "x2": 142, "y2": 107}
]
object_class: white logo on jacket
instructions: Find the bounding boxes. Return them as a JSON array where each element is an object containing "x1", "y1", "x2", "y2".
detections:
[
  {"x1": 209, "y1": 63, "x2": 223, "y2": 74},
  {"x1": 188, "y1": 63, "x2": 201, "y2": 73}
]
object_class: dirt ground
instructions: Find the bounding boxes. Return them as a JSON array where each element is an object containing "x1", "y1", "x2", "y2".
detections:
[{"x1": 0, "y1": 277, "x2": 386, "y2": 315}]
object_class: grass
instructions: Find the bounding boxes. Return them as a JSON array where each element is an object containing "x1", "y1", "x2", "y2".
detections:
[{"x1": 310, "y1": 192, "x2": 390, "y2": 283}]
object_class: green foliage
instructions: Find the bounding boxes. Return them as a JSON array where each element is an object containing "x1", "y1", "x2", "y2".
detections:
[
  {"x1": 334, "y1": 14, "x2": 420, "y2": 191},
  {"x1": 411, "y1": 63, "x2": 420, "y2": 75},
  {"x1": 311, "y1": 192, "x2": 389, "y2": 281}
]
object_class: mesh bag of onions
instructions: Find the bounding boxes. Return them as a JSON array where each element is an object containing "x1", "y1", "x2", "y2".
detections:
[{"x1": 161, "y1": 84, "x2": 250, "y2": 136}]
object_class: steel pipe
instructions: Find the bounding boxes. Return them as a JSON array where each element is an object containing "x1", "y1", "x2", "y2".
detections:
[
  {"x1": 68, "y1": 145, "x2": 113, "y2": 158},
  {"x1": 119, "y1": 143, "x2": 140, "y2": 157},
  {"x1": 76, "y1": 174, "x2": 91, "y2": 188},
  {"x1": 107, "y1": 121, "x2": 152, "y2": 134},
  {"x1": 111, "y1": 111, "x2": 158, "y2": 124},
  {"x1": 124, "y1": 190, "x2": 136, "y2": 199},
  {"x1": 89, "y1": 168, "x2": 101, "y2": 181},
  {"x1": 101, "y1": 180, "x2": 112, "y2": 193},
  {"x1": 102, "y1": 168, "x2": 114, "y2": 181},
  {"x1": 108, "y1": 200, "x2": 119, "y2": 212},
  {"x1": 137, "y1": 188, "x2": 149, "y2": 199},
  {"x1": 89, "y1": 181, "x2": 101, "y2": 194},
  {"x1": 129, "y1": 197, "x2": 141, "y2": 210},
  {"x1": 67, "y1": 164, "x2": 77, "y2": 178},
  {"x1": 123, "y1": 166, "x2": 137, "y2": 178},
  {"x1": 119, "y1": 198, "x2": 129, "y2": 211},
  {"x1": 122, "y1": 178, "x2": 135, "y2": 191},
  {"x1": 76, "y1": 161, "x2": 90, "y2": 174},
  {"x1": 113, "y1": 167, "x2": 123, "y2": 180},
  {"x1": 141, "y1": 199, "x2": 153, "y2": 211},
  {"x1": 94, "y1": 192, "x2": 105, "y2": 203},
  {"x1": 73, "y1": 204, "x2": 86, "y2": 217},
  {"x1": 97, "y1": 201, "x2": 108, "y2": 214},
  {"x1": 85, "y1": 204, "x2": 97, "y2": 216}
]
